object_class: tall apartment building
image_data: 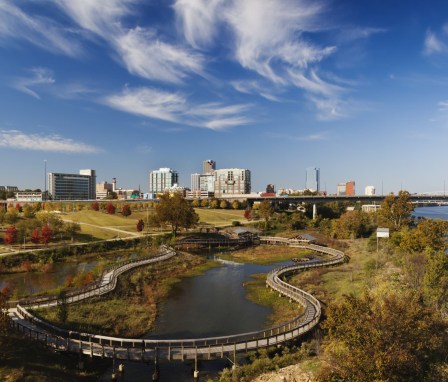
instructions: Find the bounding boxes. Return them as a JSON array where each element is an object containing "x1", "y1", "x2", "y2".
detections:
[
  {"x1": 202, "y1": 160, "x2": 216, "y2": 174},
  {"x1": 305, "y1": 167, "x2": 320, "y2": 192},
  {"x1": 48, "y1": 169, "x2": 96, "y2": 200},
  {"x1": 149, "y1": 168, "x2": 179, "y2": 194},
  {"x1": 213, "y1": 168, "x2": 251, "y2": 197}
]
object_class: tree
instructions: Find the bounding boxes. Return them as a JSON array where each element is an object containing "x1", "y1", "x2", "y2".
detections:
[
  {"x1": 191, "y1": 199, "x2": 200, "y2": 208},
  {"x1": 231, "y1": 200, "x2": 240, "y2": 210},
  {"x1": 4, "y1": 207, "x2": 18, "y2": 224},
  {"x1": 41, "y1": 225, "x2": 53, "y2": 245},
  {"x1": 91, "y1": 201, "x2": 99, "y2": 211},
  {"x1": 378, "y1": 191, "x2": 414, "y2": 231},
  {"x1": 4, "y1": 226, "x2": 17, "y2": 244},
  {"x1": 136, "y1": 219, "x2": 144, "y2": 232},
  {"x1": 331, "y1": 210, "x2": 374, "y2": 239},
  {"x1": 153, "y1": 193, "x2": 199, "y2": 236},
  {"x1": 319, "y1": 290, "x2": 447, "y2": 382},
  {"x1": 64, "y1": 222, "x2": 81, "y2": 242},
  {"x1": 121, "y1": 204, "x2": 132, "y2": 217},
  {"x1": 106, "y1": 202, "x2": 116, "y2": 214},
  {"x1": 244, "y1": 208, "x2": 252, "y2": 220},
  {"x1": 22, "y1": 204, "x2": 35, "y2": 218},
  {"x1": 200, "y1": 199, "x2": 209, "y2": 207},
  {"x1": 423, "y1": 251, "x2": 448, "y2": 313},
  {"x1": 258, "y1": 200, "x2": 274, "y2": 229},
  {"x1": 0, "y1": 208, "x2": 5, "y2": 224},
  {"x1": 210, "y1": 199, "x2": 219, "y2": 209},
  {"x1": 219, "y1": 200, "x2": 228, "y2": 209},
  {"x1": 399, "y1": 219, "x2": 448, "y2": 253}
]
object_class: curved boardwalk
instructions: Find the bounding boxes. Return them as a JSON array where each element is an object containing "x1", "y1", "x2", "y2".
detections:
[{"x1": 9, "y1": 238, "x2": 347, "y2": 362}]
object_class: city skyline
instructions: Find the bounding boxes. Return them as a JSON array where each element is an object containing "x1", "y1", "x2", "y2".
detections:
[{"x1": 1, "y1": 1, "x2": 448, "y2": 194}]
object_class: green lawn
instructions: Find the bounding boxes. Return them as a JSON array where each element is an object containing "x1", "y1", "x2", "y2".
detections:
[{"x1": 194, "y1": 208, "x2": 246, "y2": 226}]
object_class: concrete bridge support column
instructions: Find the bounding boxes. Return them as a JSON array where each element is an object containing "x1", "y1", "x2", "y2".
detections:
[{"x1": 312, "y1": 204, "x2": 317, "y2": 220}]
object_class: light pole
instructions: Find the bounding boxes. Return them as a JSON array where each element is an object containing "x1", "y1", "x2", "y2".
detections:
[{"x1": 44, "y1": 160, "x2": 47, "y2": 201}]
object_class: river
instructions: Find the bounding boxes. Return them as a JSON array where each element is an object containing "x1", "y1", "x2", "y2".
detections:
[{"x1": 413, "y1": 205, "x2": 448, "y2": 220}]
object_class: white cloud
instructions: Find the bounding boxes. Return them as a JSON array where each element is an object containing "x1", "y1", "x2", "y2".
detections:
[
  {"x1": 173, "y1": 0, "x2": 225, "y2": 48},
  {"x1": 114, "y1": 27, "x2": 204, "y2": 84},
  {"x1": 104, "y1": 86, "x2": 251, "y2": 130},
  {"x1": 0, "y1": 130, "x2": 101, "y2": 153},
  {"x1": 424, "y1": 29, "x2": 448, "y2": 55},
  {"x1": 53, "y1": 0, "x2": 205, "y2": 84},
  {"x1": 267, "y1": 131, "x2": 328, "y2": 141},
  {"x1": 0, "y1": 1, "x2": 83, "y2": 57},
  {"x1": 13, "y1": 68, "x2": 55, "y2": 99}
]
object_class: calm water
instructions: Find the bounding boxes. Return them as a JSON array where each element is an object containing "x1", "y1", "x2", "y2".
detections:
[
  {"x1": 148, "y1": 258, "x2": 288, "y2": 339},
  {"x1": 0, "y1": 253, "x2": 128, "y2": 297},
  {"x1": 413, "y1": 206, "x2": 448, "y2": 220}
]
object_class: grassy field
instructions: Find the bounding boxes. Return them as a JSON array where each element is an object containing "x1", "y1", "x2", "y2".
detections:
[
  {"x1": 194, "y1": 208, "x2": 246, "y2": 226},
  {"x1": 218, "y1": 245, "x2": 316, "y2": 265},
  {"x1": 288, "y1": 239, "x2": 388, "y2": 306},
  {"x1": 61, "y1": 208, "x2": 247, "y2": 241}
]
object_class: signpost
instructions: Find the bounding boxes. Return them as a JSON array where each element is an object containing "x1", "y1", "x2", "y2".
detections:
[{"x1": 376, "y1": 228, "x2": 389, "y2": 252}]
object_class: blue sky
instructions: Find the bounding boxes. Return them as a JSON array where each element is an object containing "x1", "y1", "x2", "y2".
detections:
[{"x1": 1, "y1": 0, "x2": 448, "y2": 194}]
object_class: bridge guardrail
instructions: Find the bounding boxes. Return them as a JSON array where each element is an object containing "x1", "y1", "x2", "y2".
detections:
[{"x1": 12, "y1": 240, "x2": 347, "y2": 359}]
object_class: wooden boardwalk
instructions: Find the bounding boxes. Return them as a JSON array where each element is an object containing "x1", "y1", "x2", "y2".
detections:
[{"x1": 9, "y1": 239, "x2": 347, "y2": 362}]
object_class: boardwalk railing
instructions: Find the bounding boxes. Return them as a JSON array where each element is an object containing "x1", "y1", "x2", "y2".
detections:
[{"x1": 10, "y1": 239, "x2": 348, "y2": 361}]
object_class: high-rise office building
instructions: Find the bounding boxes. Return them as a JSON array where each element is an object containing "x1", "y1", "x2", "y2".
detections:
[
  {"x1": 191, "y1": 173, "x2": 201, "y2": 191},
  {"x1": 48, "y1": 169, "x2": 96, "y2": 200},
  {"x1": 213, "y1": 168, "x2": 251, "y2": 197},
  {"x1": 305, "y1": 167, "x2": 320, "y2": 192},
  {"x1": 149, "y1": 168, "x2": 179, "y2": 194},
  {"x1": 203, "y1": 160, "x2": 216, "y2": 175}
]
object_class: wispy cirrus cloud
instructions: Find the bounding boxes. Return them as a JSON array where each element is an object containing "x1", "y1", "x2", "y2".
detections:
[
  {"x1": 0, "y1": 0, "x2": 83, "y2": 57},
  {"x1": 173, "y1": 0, "x2": 225, "y2": 49},
  {"x1": 52, "y1": 0, "x2": 205, "y2": 84},
  {"x1": 0, "y1": 130, "x2": 102, "y2": 153},
  {"x1": 104, "y1": 86, "x2": 252, "y2": 130},
  {"x1": 174, "y1": 0, "x2": 359, "y2": 120},
  {"x1": 266, "y1": 131, "x2": 328, "y2": 141},
  {"x1": 12, "y1": 68, "x2": 55, "y2": 99},
  {"x1": 424, "y1": 30, "x2": 448, "y2": 55}
]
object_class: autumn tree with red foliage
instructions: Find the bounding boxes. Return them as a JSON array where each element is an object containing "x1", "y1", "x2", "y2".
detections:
[
  {"x1": 106, "y1": 202, "x2": 116, "y2": 214},
  {"x1": 41, "y1": 225, "x2": 53, "y2": 245},
  {"x1": 31, "y1": 228, "x2": 40, "y2": 244},
  {"x1": 91, "y1": 201, "x2": 99, "y2": 211},
  {"x1": 244, "y1": 208, "x2": 252, "y2": 220},
  {"x1": 121, "y1": 204, "x2": 131, "y2": 217},
  {"x1": 4, "y1": 226, "x2": 17, "y2": 244},
  {"x1": 15, "y1": 203, "x2": 22, "y2": 212},
  {"x1": 136, "y1": 219, "x2": 144, "y2": 232}
]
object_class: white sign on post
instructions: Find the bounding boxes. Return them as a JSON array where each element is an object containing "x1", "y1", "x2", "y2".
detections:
[{"x1": 376, "y1": 228, "x2": 390, "y2": 238}]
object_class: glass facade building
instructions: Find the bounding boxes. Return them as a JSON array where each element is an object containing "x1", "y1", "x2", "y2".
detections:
[
  {"x1": 48, "y1": 170, "x2": 96, "y2": 200},
  {"x1": 305, "y1": 167, "x2": 320, "y2": 192},
  {"x1": 149, "y1": 168, "x2": 179, "y2": 194}
]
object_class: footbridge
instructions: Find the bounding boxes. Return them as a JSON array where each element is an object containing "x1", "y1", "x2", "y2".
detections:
[{"x1": 9, "y1": 239, "x2": 347, "y2": 363}]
